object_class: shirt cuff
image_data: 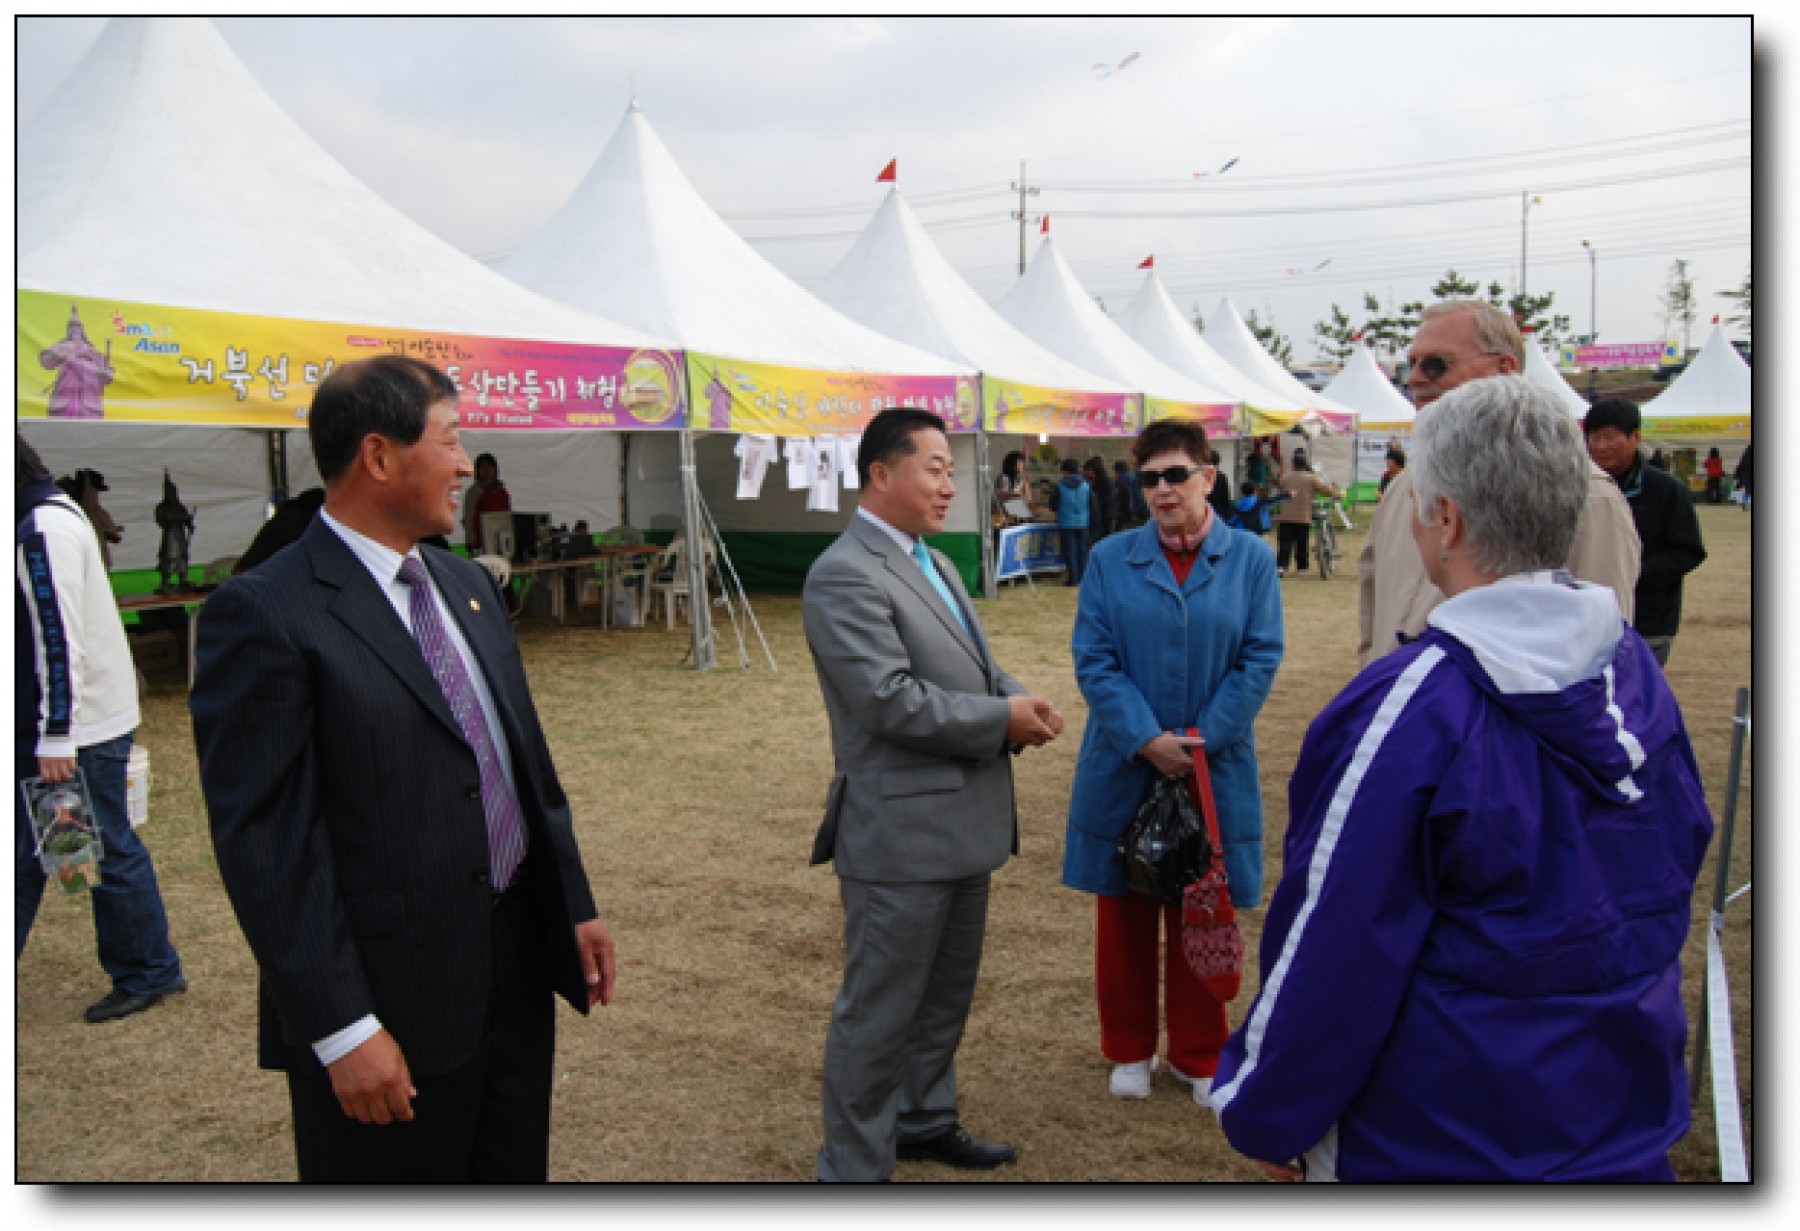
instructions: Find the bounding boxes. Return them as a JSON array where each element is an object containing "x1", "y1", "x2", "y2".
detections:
[
  {"x1": 313, "y1": 1014, "x2": 382, "y2": 1066},
  {"x1": 34, "y1": 735, "x2": 77, "y2": 761}
]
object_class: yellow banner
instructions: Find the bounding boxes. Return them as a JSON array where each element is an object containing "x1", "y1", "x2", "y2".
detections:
[
  {"x1": 18, "y1": 289, "x2": 686, "y2": 429},
  {"x1": 983, "y1": 376, "x2": 1141, "y2": 437},
  {"x1": 1641, "y1": 414, "x2": 1751, "y2": 440},
  {"x1": 688, "y1": 351, "x2": 977, "y2": 436}
]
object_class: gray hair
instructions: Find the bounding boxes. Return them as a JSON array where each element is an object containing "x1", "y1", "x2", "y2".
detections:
[
  {"x1": 1420, "y1": 299, "x2": 1526, "y2": 366},
  {"x1": 1410, "y1": 375, "x2": 1588, "y2": 577}
]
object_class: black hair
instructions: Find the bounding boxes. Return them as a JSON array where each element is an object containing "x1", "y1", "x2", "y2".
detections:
[
  {"x1": 16, "y1": 433, "x2": 50, "y2": 487},
  {"x1": 856, "y1": 406, "x2": 946, "y2": 486},
  {"x1": 1001, "y1": 450, "x2": 1025, "y2": 479},
  {"x1": 1240, "y1": 480, "x2": 1256, "y2": 496},
  {"x1": 1112, "y1": 459, "x2": 1129, "y2": 474},
  {"x1": 1132, "y1": 417, "x2": 1209, "y2": 467},
  {"x1": 1583, "y1": 397, "x2": 1642, "y2": 438},
  {"x1": 474, "y1": 452, "x2": 499, "y2": 471},
  {"x1": 1385, "y1": 447, "x2": 1407, "y2": 467},
  {"x1": 310, "y1": 355, "x2": 459, "y2": 482},
  {"x1": 1059, "y1": 458, "x2": 1080, "y2": 474}
]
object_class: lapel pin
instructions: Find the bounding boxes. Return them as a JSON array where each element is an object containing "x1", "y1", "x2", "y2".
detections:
[{"x1": 469, "y1": 598, "x2": 481, "y2": 612}]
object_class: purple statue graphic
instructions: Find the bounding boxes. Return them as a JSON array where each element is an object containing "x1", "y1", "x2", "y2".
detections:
[
  {"x1": 39, "y1": 306, "x2": 114, "y2": 420},
  {"x1": 705, "y1": 365, "x2": 734, "y2": 431}
]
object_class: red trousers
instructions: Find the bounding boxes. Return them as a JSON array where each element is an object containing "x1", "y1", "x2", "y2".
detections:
[{"x1": 1096, "y1": 892, "x2": 1229, "y2": 1078}]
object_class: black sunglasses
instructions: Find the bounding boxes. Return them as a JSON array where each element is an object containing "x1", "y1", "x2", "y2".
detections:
[
  {"x1": 1413, "y1": 354, "x2": 1459, "y2": 381},
  {"x1": 1137, "y1": 465, "x2": 1202, "y2": 489}
]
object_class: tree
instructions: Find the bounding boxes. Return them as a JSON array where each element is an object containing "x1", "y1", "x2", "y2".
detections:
[
  {"x1": 1659, "y1": 259, "x2": 1697, "y2": 353},
  {"x1": 1503, "y1": 290, "x2": 1572, "y2": 352},
  {"x1": 1245, "y1": 307, "x2": 1293, "y2": 367},
  {"x1": 1720, "y1": 269, "x2": 1751, "y2": 335},
  {"x1": 1312, "y1": 303, "x2": 1362, "y2": 363}
]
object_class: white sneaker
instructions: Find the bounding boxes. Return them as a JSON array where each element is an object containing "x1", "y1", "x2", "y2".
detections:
[
  {"x1": 1169, "y1": 1064, "x2": 1213, "y2": 1106},
  {"x1": 1109, "y1": 1057, "x2": 1157, "y2": 1099}
]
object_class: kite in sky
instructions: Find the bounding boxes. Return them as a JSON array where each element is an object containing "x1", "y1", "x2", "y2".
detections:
[
  {"x1": 1092, "y1": 51, "x2": 1140, "y2": 78},
  {"x1": 1193, "y1": 157, "x2": 1239, "y2": 178}
]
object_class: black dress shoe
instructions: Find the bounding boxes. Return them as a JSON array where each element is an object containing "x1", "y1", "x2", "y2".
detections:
[
  {"x1": 896, "y1": 1124, "x2": 1017, "y2": 1169},
  {"x1": 84, "y1": 979, "x2": 186, "y2": 1024}
]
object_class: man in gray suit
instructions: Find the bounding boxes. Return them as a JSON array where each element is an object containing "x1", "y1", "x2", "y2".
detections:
[{"x1": 803, "y1": 407, "x2": 1064, "y2": 1182}]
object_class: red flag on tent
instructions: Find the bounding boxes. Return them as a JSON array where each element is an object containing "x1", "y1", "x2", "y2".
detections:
[
  {"x1": 1712, "y1": 314, "x2": 1721, "y2": 325},
  {"x1": 876, "y1": 158, "x2": 897, "y2": 183},
  {"x1": 1041, "y1": 215, "x2": 1051, "y2": 234},
  {"x1": 1138, "y1": 255, "x2": 1154, "y2": 269},
  {"x1": 1352, "y1": 330, "x2": 1366, "y2": 342}
]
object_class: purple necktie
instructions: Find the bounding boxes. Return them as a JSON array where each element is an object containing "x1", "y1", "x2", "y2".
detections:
[{"x1": 396, "y1": 556, "x2": 526, "y2": 891}]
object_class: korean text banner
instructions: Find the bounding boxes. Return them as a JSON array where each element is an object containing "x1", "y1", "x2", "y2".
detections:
[
  {"x1": 18, "y1": 290, "x2": 687, "y2": 430},
  {"x1": 687, "y1": 352, "x2": 978, "y2": 436},
  {"x1": 983, "y1": 376, "x2": 1141, "y2": 438},
  {"x1": 1144, "y1": 395, "x2": 1242, "y2": 436},
  {"x1": 1640, "y1": 413, "x2": 1751, "y2": 440}
]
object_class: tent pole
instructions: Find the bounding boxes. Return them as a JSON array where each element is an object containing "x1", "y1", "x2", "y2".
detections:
[
  {"x1": 677, "y1": 428, "x2": 716, "y2": 671},
  {"x1": 620, "y1": 434, "x2": 632, "y2": 528},
  {"x1": 975, "y1": 379, "x2": 995, "y2": 599},
  {"x1": 266, "y1": 430, "x2": 289, "y2": 509}
]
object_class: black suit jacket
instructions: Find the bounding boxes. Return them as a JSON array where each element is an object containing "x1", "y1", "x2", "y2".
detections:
[{"x1": 190, "y1": 519, "x2": 599, "y2": 1076}]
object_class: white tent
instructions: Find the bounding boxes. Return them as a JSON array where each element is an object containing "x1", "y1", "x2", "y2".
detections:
[
  {"x1": 19, "y1": 16, "x2": 666, "y2": 570},
  {"x1": 997, "y1": 237, "x2": 1240, "y2": 434},
  {"x1": 1322, "y1": 346, "x2": 1417, "y2": 501},
  {"x1": 500, "y1": 102, "x2": 980, "y2": 596},
  {"x1": 816, "y1": 187, "x2": 1138, "y2": 432},
  {"x1": 1115, "y1": 272, "x2": 1304, "y2": 438},
  {"x1": 1202, "y1": 296, "x2": 1358, "y2": 435},
  {"x1": 1523, "y1": 337, "x2": 1592, "y2": 418},
  {"x1": 1642, "y1": 325, "x2": 1753, "y2": 437}
]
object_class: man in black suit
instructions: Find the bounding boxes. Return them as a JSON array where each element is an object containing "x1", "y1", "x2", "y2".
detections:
[{"x1": 190, "y1": 356, "x2": 616, "y2": 1182}]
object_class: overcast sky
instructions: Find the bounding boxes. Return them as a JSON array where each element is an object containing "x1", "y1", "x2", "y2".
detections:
[{"x1": 16, "y1": 15, "x2": 1756, "y2": 363}]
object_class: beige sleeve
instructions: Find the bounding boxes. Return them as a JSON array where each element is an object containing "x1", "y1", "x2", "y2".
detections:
[
  {"x1": 1357, "y1": 468, "x2": 1444, "y2": 668},
  {"x1": 1566, "y1": 461, "x2": 1641, "y2": 624}
]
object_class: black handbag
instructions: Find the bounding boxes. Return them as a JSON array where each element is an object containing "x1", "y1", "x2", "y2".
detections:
[{"x1": 1117, "y1": 771, "x2": 1212, "y2": 906}]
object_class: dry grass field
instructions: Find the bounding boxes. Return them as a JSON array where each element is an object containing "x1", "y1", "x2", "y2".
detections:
[{"x1": 15, "y1": 505, "x2": 1752, "y2": 1183}]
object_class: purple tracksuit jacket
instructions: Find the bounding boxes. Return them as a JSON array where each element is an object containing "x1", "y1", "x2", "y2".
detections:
[{"x1": 1211, "y1": 573, "x2": 1713, "y2": 1181}]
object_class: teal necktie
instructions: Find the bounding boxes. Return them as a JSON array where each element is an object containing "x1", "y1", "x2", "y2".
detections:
[{"x1": 913, "y1": 538, "x2": 969, "y2": 634}]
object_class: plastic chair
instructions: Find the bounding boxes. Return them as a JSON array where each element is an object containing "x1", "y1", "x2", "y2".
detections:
[
  {"x1": 473, "y1": 554, "x2": 512, "y2": 587},
  {"x1": 646, "y1": 536, "x2": 716, "y2": 629},
  {"x1": 599, "y1": 526, "x2": 653, "y2": 628}
]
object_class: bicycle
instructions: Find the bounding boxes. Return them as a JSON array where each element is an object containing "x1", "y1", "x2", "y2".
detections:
[{"x1": 1311, "y1": 497, "x2": 1341, "y2": 580}]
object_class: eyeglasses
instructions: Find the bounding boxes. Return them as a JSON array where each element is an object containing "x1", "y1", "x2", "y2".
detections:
[
  {"x1": 1412, "y1": 354, "x2": 1458, "y2": 381},
  {"x1": 1136, "y1": 465, "x2": 1202, "y2": 489}
]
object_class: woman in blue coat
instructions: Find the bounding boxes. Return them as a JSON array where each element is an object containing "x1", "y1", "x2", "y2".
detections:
[{"x1": 1062, "y1": 418, "x2": 1284, "y2": 1103}]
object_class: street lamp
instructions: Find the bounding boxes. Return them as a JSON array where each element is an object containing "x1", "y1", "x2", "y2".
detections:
[
  {"x1": 1520, "y1": 192, "x2": 1543, "y2": 298},
  {"x1": 1581, "y1": 239, "x2": 1599, "y2": 404},
  {"x1": 1581, "y1": 239, "x2": 1598, "y2": 344}
]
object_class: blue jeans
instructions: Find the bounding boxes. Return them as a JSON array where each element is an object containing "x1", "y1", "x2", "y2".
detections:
[
  {"x1": 1060, "y1": 529, "x2": 1090, "y2": 586},
  {"x1": 15, "y1": 733, "x2": 185, "y2": 995}
]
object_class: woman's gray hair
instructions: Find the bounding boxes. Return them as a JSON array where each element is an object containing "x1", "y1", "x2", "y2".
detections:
[{"x1": 1410, "y1": 374, "x2": 1588, "y2": 577}]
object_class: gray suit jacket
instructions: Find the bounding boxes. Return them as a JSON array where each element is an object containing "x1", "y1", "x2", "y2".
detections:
[{"x1": 802, "y1": 514, "x2": 1026, "y2": 882}]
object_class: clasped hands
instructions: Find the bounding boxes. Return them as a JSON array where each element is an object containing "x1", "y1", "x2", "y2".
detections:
[
  {"x1": 1139, "y1": 731, "x2": 1204, "y2": 778},
  {"x1": 1005, "y1": 695, "x2": 1064, "y2": 748}
]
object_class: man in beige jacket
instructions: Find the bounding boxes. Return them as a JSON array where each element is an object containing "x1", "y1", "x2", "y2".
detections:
[{"x1": 1357, "y1": 301, "x2": 1639, "y2": 666}]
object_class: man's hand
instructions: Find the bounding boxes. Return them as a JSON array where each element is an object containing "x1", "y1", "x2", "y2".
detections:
[
  {"x1": 1256, "y1": 1159, "x2": 1303, "y2": 1182},
  {"x1": 37, "y1": 756, "x2": 77, "y2": 784},
  {"x1": 574, "y1": 917, "x2": 617, "y2": 1009},
  {"x1": 1005, "y1": 695, "x2": 1060, "y2": 748},
  {"x1": 1139, "y1": 732, "x2": 1203, "y2": 778},
  {"x1": 326, "y1": 1029, "x2": 416, "y2": 1125}
]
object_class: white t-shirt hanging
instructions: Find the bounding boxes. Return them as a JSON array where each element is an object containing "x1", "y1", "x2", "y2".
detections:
[
  {"x1": 784, "y1": 437, "x2": 815, "y2": 491},
  {"x1": 835, "y1": 435, "x2": 862, "y2": 490},
  {"x1": 734, "y1": 434, "x2": 776, "y2": 500},
  {"x1": 806, "y1": 436, "x2": 840, "y2": 513}
]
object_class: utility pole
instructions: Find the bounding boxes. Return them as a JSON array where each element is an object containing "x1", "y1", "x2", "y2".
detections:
[
  {"x1": 1519, "y1": 192, "x2": 1542, "y2": 299},
  {"x1": 1010, "y1": 161, "x2": 1040, "y2": 275}
]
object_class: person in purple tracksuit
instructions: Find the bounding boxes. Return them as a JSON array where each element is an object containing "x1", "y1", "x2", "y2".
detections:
[{"x1": 1210, "y1": 375, "x2": 1713, "y2": 1182}]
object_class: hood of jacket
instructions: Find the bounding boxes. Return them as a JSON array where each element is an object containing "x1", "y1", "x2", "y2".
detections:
[{"x1": 1424, "y1": 572, "x2": 1668, "y2": 808}]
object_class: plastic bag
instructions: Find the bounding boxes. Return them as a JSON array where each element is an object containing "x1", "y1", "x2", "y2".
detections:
[{"x1": 1118, "y1": 774, "x2": 1211, "y2": 906}]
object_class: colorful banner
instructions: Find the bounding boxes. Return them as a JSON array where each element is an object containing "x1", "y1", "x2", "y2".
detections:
[
  {"x1": 1143, "y1": 395, "x2": 1241, "y2": 437},
  {"x1": 18, "y1": 289, "x2": 686, "y2": 430},
  {"x1": 996, "y1": 523, "x2": 1067, "y2": 580},
  {"x1": 1558, "y1": 341, "x2": 1682, "y2": 370},
  {"x1": 982, "y1": 376, "x2": 1141, "y2": 438},
  {"x1": 687, "y1": 351, "x2": 977, "y2": 436},
  {"x1": 1640, "y1": 414, "x2": 1751, "y2": 440}
]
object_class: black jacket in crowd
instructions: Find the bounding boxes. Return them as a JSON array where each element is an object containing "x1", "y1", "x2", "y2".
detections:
[{"x1": 1615, "y1": 451, "x2": 1707, "y2": 638}]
